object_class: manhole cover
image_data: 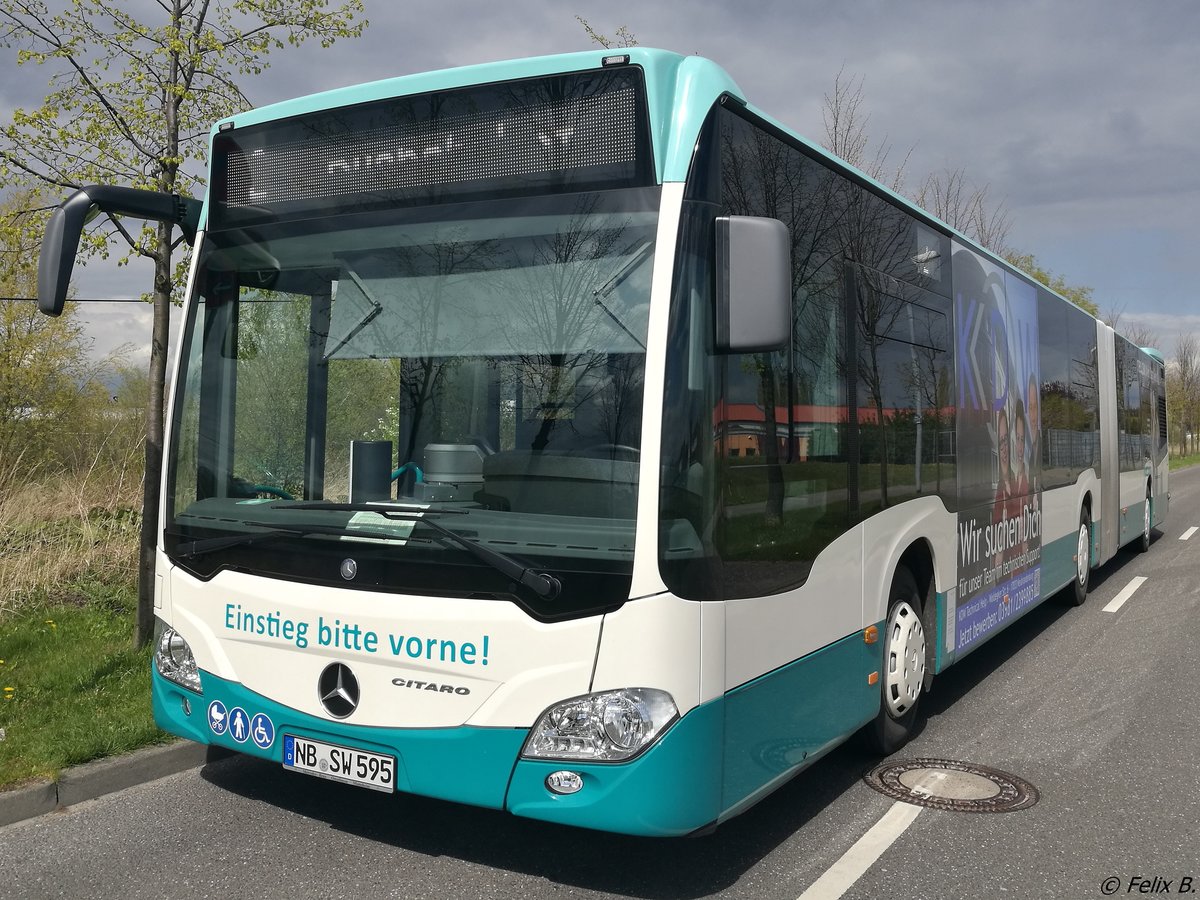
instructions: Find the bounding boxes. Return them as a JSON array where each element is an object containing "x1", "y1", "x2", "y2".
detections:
[{"x1": 863, "y1": 758, "x2": 1039, "y2": 813}]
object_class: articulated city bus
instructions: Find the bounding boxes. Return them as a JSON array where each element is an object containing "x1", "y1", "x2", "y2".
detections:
[{"x1": 37, "y1": 48, "x2": 1168, "y2": 836}]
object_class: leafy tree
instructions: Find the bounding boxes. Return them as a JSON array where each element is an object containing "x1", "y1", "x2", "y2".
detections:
[
  {"x1": 0, "y1": 191, "x2": 102, "y2": 489},
  {"x1": 1002, "y1": 250, "x2": 1098, "y2": 316},
  {"x1": 1169, "y1": 333, "x2": 1200, "y2": 457},
  {"x1": 0, "y1": 0, "x2": 367, "y2": 645}
]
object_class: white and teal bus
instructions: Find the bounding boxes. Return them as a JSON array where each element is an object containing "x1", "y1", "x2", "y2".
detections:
[{"x1": 38, "y1": 49, "x2": 1168, "y2": 836}]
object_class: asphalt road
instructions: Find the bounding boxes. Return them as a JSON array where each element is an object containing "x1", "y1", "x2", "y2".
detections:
[{"x1": 4, "y1": 469, "x2": 1200, "y2": 900}]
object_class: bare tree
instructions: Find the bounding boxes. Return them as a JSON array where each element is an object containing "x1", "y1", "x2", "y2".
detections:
[
  {"x1": 1103, "y1": 303, "x2": 1160, "y2": 350},
  {"x1": 820, "y1": 66, "x2": 911, "y2": 193},
  {"x1": 917, "y1": 166, "x2": 1012, "y2": 254},
  {"x1": 1121, "y1": 324, "x2": 1161, "y2": 352},
  {"x1": 575, "y1": 16, "x2": 638, "y2": 48}
]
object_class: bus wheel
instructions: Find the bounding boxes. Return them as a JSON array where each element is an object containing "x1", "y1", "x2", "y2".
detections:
[
  {"x1": 868, "y1": 566, "x2": 926, "y2": 755},
  {"x1": 1139, "y1": 488, "x2": 1152, "y2": 553},
  {"x1": 1070, "y1": 508, "x2": 1091, "y2": 606}
]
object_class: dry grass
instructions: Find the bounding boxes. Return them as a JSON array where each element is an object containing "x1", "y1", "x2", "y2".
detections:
[{"x1": 0, "y1": 462, "x2": 142, "y2": 618}]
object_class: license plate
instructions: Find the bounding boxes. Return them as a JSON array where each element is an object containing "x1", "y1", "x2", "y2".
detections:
[{"x1": 282, "y1": 734, "x2": 396, "y2": 793}]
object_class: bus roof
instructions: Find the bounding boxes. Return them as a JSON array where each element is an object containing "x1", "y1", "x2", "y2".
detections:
[{"x1": 209, "y1": 48, "x2": 743, "y2": 188}]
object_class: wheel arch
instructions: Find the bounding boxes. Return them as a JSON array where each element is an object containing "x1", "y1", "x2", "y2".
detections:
[
  {"x1": 1081, "y1": 489, "x2": 1095, "y2": 566},
  {"x1": 895, "y1": 538, "x2": 938, "y2": 690},
  {"x1": 896, "y1": 539, "x2": 935, "y2": 601},
  {"x1": 861, "y1": 497, "x2": 956, "y2": 629}
]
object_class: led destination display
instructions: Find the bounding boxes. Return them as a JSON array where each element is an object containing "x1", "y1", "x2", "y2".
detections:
[{"x1": 211, "y1": 67, "x2": 653, "y2": 227}]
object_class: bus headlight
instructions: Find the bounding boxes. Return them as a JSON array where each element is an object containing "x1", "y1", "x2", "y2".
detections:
[
  {"x1": 153, "y1": 619, "x2": 201, "y2": 693},
  {"x1": 522, "y1": 688, "x2": 678, "y2": 762}
]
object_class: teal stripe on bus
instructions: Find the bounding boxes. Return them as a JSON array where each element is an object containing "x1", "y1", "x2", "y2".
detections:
[
  {"x1": 720, "y1": 629, "x2": 879, "y2": 817},
  {"x1": 1041, "y1": 529, "x2": 1082, "y2": 599},
  {"x1": 506, "y1": 700, "x2": 724, "y2": 836},
  {"x1": 152, "y1": 668, "x2": 526, "y2": 810},
  {"x1": 508, "y1": 630, "x2": 879, "y2": 836},
  {"x1": 156, "y1": 631, "x2": 879, "y2": 835},
  {"x1": 1120, "y1": 499, "x2": 1148, "y2": 547}
]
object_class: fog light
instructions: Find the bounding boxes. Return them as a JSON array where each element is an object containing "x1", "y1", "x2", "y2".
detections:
[
  {"x1": 181, "y1": 696, "x2": 192, "y2": 716},
  {"x1": 546, "y1": 770, "x2": 584, "y2": 795}
]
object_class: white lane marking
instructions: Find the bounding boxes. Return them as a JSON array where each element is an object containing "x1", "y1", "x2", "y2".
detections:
[
  {"x1": 1180, "y1": 526, "x2": 1197, "y2": 541},
  {"x1": 797, "y1": 801, "x2": 923, "y2": 900},
  {"x1": 1103, "y1": 576, "x2": 1148, "y2": 613}
]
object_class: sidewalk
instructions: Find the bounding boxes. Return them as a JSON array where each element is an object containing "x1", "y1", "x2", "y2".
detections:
[{"x1": 0, "y1": 740, "x2": 212, "y2": 828}]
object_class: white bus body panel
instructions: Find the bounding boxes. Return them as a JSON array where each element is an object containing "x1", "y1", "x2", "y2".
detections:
[
  {"x1": 719, "y1": 498, "x2": 954, "y2": 696},
  {"x1": 723, "y1": 522, "x2": 862, "y2": 693},
  {"x1": 590, "y1": 593, "x2": 702, "y2": 714},
  {"x1": 861, "y1": 497, "x2": 957, "y2": 627},
  {"x1": 629, "y1": 182, "x2": 683, "y2": 600},
  {"x1": 1041, "y1": 469, "x2": 1100, "y2": 548},
  {"x1": 165, "y1": 567, "x2": 601, "y2": 729}
]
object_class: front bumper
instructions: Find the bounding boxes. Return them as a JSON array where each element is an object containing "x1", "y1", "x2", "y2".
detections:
[{"x1": 153, "y1": 666, "x2": 723, "y2": 836}]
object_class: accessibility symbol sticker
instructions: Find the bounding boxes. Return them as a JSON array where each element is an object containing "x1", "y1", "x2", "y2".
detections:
[
  {"x1": 250, "y1": 712, "x2": 274, "y2": 750},
  {"x1": 207, "y1": 700, "x2": 228, "y2": 736},
  {"x1": 228, "y1": 706, "x2": 250, "y2": 744}
]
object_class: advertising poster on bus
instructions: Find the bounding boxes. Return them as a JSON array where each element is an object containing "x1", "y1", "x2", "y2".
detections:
[{"x1": 952, "y1": 242, "x2": 1042, "y2": 653}]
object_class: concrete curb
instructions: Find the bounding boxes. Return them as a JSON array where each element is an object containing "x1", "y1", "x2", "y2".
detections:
[{"x1": 0, "y1": 740, "x2": 208, "y2": 828}]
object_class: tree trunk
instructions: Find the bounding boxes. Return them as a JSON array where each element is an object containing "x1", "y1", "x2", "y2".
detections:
[{"x1": 135, "y1": 227, "x2": 173, "y2": 647}]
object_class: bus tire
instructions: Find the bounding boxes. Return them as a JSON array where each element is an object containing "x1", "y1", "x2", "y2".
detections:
[
  {"x1": 1070, "y1": 507, "x2": 1091, "y2": 606},
  {"x1": 1138, "y1": 487, "x2": 1152, "y2": 553},
  {"x1": 867, "y1": 566, "x2": 926, "y2": 755}
]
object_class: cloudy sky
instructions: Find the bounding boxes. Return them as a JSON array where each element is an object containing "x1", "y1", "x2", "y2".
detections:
[{"x1": 3, "y1": 0, "x2": 1197, "y2": 366}]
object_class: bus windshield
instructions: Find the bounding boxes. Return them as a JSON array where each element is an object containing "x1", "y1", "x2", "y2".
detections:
[{"x1": 166, "y1": 187, "x2": 660, "y2": 617}]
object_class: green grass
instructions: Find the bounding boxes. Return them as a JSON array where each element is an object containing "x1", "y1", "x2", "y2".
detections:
[
  {"x1": 1169, "y1": 453, "x2": 1200, "y2": 471},
  {"x1": 0, "y1": 576, "x2": 169, "y2": 788}
]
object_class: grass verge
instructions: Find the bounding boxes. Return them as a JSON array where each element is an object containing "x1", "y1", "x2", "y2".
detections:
[
  {"x1": 0, "y1": 575, "x2": 169, "y2": 788},
  {"x1": 1169, "y1": 453, "x2": 1200, "y2": 471}
]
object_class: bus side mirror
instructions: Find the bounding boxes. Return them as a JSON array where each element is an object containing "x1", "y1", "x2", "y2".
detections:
[
  {"x1": 714, "y1": 215, "x2": 792, "y2": 354},
  {"x1": 37, "y1": 185, "x2": 202, "y2": 317},
  {"x1": 38, "y1": 190, "x2": 97, "y2": 317}
]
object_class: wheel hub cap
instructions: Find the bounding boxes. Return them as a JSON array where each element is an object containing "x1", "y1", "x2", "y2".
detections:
[
  {"x1": 1077, "y1": 524, "x2": 1089, "y2": 584},
  {"x1": 884, "y1": 601, "x2": 925, "y2": 717}
]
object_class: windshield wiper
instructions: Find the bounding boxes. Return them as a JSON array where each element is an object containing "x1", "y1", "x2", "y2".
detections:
[
  {"x1": 324, "y1": 265, "x2": 383, "y2": 359},
  {"x1": 592, "y1": 240, "x2": 652, "y2": 350},
  {"x1": 269, "y1": 502, "x2": 562, "y2": 600},
  {"x1": 172, "y1": 522, "x2": 411, "y2": 559}
]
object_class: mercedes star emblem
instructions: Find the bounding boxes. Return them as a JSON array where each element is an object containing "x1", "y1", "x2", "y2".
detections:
[{"x1": 317, "y1": 662, "x2": 360, "y2": 719}]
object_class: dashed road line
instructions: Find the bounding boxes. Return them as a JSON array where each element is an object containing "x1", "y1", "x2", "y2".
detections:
[
  {"x1": 1180, "y1": 526, "x2": 1197, "y2": 541},
  {"x1": 796, "y1": 801, "x2": 923, "y2": 900},
  {"x1": 1103, "y1": 576, "x2": 1148, "y2": 614}
]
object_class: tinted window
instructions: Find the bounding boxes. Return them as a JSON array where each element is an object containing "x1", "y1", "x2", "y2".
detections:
[
  {"x1": 1038, "y1": 293, "x2": 1072, "y2": 488},
  {"x1": 1115, "y1": 337, "x2": 1145, "y2": 472},
  {"x1": 854, "y1": 265, "x2": 955, "y2": 515},
  {"x1": 659, "y1": 105, "x2": 954, "y2": 600},
  {"x1": 1066, "y1": 306, "x2": 1099, "y2": 474}
]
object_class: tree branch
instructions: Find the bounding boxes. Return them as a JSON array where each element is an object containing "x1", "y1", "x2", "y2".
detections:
[{"x1": 0, "y1": 149, "x2": 81, "y2": 190}]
